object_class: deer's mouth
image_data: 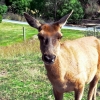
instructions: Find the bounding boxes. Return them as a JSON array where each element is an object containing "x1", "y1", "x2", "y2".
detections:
[{"x1": 42, "y1": 54, "x2": 56, "y2": 64}]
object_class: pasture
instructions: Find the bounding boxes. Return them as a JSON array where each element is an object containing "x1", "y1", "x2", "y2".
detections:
[{"x1": 0, "y1": 22, "x2": 100, "y2": 100}]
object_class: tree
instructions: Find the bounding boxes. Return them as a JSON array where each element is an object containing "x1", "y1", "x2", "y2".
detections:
[
  {"x1": 0, "y1": 4, "x2": 7, "y2": 22},
  {"x1": 30, "y1": 0, "x2": 46, "y2": 17},
  {"x1": 43, "y1": 0, "x2": 84, "y2": 23},
  {"x1": 5, "y1": 0, "x2": 32, "y2": 15},
  {"x1": 4, "y1": 0, "x2": 84, "y2": 23},
  {"x1": 78, "y1": 0, "x2": 100, "y2": 19}
]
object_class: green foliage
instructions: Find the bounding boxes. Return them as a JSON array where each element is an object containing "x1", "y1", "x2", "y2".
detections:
[
  {"x1": 29, "y1": 0, "x2": 46, "y2": 18},
  {"x1": 62, "y1": 0, "x2": 84, "y2": 24},
  {"x1": 6, "y1": 0, "x2": 32, "y2": 15},
  {"x1": 0, "y1": 5, "x2": 7, "y2": 23},
  {"x1": 0, "y1": 5, "x2": 7, "y2": 15},
  {"x1": 38, "y1": 0, "x2": 84, "y2": 24},
  {"x1": 5, "y1": 0, "x2": 84, "y2": 23}
]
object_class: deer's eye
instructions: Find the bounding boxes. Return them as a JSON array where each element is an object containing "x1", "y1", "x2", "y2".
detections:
[
  {"x1": 38, "y1": 34, "x2": 44, "y2": 40},
  {"x1": 38, "y1": 34, "x2": 48, "y2": 44},
  {"x1": 44, "y1": 38, "x2": 49, "y2": 45},
  {"x1": 57, "y1": 33, "x2": 63, "y2": 39},
  {"x1": 58, "y1": 35, "x2": 63, "y2": 39}
]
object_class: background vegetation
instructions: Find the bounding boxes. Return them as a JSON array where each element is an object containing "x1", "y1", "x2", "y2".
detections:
[
  {"x1": 0, "y1": 0, "x2": 100, "y2": 23},
  {"x1": 0, "y1": 4, "x2": 7, "y2": 22}
]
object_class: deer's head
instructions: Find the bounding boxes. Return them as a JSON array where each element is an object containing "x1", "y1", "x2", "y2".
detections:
[{"x1": 24, "y1": 11, "x2": 73, "y2": 65}]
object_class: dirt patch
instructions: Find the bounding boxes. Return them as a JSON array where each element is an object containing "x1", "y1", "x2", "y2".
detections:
[{"x1": 0, "y1": 70, "x2": 7, "y2": 77}]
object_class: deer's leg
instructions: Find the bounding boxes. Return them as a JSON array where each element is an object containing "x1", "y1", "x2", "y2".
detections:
[
  {"x1": 53, "y1": 88, "x2": 63, "y2": 100},
  {"x1": 88, "y1": 76, "x2": 98, "y2": 100},
  {"x1": 75, "y1": 84, "x2": 85, "y2": 100},
  {"x1": 92, "y1": 84, "x2": 97, "y2": 100}
]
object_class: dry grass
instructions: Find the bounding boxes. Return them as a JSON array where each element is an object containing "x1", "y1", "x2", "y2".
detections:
[{"x1": 0, "y1": 39, "x2": 40, "y2": 58}]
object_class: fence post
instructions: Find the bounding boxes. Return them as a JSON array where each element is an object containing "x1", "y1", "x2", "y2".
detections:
[
  {"x1": 93, "y1": 26, "x2": 96, "y2": 36},
  {"x1": 23, "y1": 27, "x2": 26, "y2": 41}
]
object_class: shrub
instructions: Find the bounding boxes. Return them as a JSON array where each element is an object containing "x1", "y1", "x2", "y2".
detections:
[
  {"x1": 0, "y1": 5, "x2": 7, "y2": 23},
  {"x1": 8, "y1": 0, "x2": 31, "y2": 16},
  {"x1": 56, "y1": 0, "x2": 84, "y2": 24},
  {"x1": 0, "y1": 5, "x2": 8, "y2": 15}
]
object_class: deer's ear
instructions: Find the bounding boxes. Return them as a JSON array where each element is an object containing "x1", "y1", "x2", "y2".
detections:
[
  {"x1": 24, "y1": 13, "x2": 41, "y2": 29},
  {"x1": 55, "y1": 10, "x2": 73, "y2": 28}
]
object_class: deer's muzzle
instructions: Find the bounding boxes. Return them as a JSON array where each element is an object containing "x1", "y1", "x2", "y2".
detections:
[{"x1": 42, "y1": 54, "x2": 56, "y2": 64}]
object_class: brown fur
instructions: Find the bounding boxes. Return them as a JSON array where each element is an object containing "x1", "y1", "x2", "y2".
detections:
[{"x1": 24, "y1": 11, "x2": 100, "y2": 100}]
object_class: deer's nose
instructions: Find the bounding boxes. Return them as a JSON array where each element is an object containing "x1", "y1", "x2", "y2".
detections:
[{"x1": 43, "y1": 54, "x2": 56, "y2": 64}]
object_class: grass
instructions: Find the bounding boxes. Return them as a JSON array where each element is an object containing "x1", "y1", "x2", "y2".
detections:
[
  {"x1": 0, "y1": 54, "x2": 100, "y2": 100},
  {"x1": 0, "y1": 22, "x2": 38, "y2": 46},
  {"x1": 0, "y1": 22, "x2": 100, "y2": 100},
  {"x1": 0, "y1": 54, "x2": 47, "y2": 100},
  {"x1": 0, "y1": 22, "x2": 84, "y2": 46}
]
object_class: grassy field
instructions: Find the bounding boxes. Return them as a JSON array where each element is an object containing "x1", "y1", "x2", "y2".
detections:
[
  {"x1": 0, "y1": 22, "x2": 38, "y2": 46},
  {"x1": 0, "y1": 22, "x2": 100, "y2": 100},
  {"x1": 0, "y1": 22, "x2": 84, "y2": 46}
]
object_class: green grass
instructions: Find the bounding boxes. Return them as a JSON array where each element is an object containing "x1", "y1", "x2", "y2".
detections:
[
  {"x1": 0, "y1": 22, "x2": 38, "y2": 46},
  {"x1": 0, "y1": 22, "x2": 84, "y2": 46},
  {"x1": 61, "y1": 29, "x2": 84, "y2": 40},
  {"x1": 0, "y1": 54, "x2": 50, "y2": 100},
  {"x1": 0, "y1": 54, "x2": 100, "y2": 100},
  {"x1": 0, "y1": 22, "x2": 100, "y2": 100}
]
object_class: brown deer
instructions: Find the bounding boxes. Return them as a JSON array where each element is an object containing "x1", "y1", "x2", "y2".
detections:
[{"x1": 24, "y1": 11, "x2": 100, "y2": 100}]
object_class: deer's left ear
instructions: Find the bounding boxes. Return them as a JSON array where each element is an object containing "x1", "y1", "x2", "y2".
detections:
[
  {"x1": 55, "y1": 10, "x2": 73, "y2": 28},
  {"x1": 24, "y1": 13, "x2": 41, "y2": 29}
]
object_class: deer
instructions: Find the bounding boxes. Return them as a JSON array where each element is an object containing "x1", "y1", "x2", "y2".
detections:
[{"x1": 24, "y1": 10, "x2": 100, "y2": 100}]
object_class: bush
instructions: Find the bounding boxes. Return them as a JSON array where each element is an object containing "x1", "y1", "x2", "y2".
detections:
[
  {"x1": 56, "y1": 0, "x2": 84, "y2": 24},
  {"x1": 0, "y1": 5, "x2": 8, "y2": 15},
  {"x1": 0, "y1": 5, "x2": 7, "y2": 23},
  {"x1": 8, "y1": 0, "x2": 31, "y2": 15}
]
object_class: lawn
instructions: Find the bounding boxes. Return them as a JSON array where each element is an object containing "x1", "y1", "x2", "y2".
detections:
[
  {"x1": 0, "y1": 22, "x2": 84, "y2": 46},
  {"x1": 0, "y1": 22, "x2": 100, "y2": 100},
  {"x1": 0, "y1": 22, "x2": 38, "y2": 46}
]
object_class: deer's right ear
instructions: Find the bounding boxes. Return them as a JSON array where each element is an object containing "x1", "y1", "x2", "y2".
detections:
[{"x1": 24, "y1": 13, "x2": 41, "y2": 29}]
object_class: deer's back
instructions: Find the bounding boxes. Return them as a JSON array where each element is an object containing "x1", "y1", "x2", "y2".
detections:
[{"x1": 60, "y1": 36, "x2": 100, "y2": 84}]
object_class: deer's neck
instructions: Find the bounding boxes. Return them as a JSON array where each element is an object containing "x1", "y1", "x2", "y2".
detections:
[
  {"x1": 44, "y1": 52, "x2": 68, "y2": 84},
  {"x1": 44, "y1": 57, "x2": 61, "y2": 79}
]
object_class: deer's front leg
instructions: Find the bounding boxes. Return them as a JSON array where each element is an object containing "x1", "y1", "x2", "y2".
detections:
[
  {"x1": 75, "y1": 85, "x2": 85, "y2": 100},
  {"x1": 53, "y1": 88, "x2": 63, "y2": 100}
]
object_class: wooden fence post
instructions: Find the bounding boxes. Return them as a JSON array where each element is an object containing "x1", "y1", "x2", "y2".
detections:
[{"x1": 23, "y1": 27, "x2": 26, "y2": 41}]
